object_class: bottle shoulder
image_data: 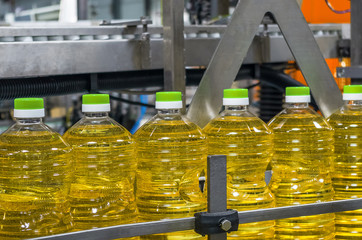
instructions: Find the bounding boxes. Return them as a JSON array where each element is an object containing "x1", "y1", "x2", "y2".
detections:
[
  {"x1": 134, "y1": 114, "x2": 205, "y2": 140},
  {"x1": 203, "y1": 114, "x2": 272, "y2": 136},
  {"x1": 0, "y1": 122, "x2": 70, "y2": 150},
  {"x1": 63, "y1": 116, "x2": 133, "y2": 144},
  {"x1": 328, "y1": 105, "x2": 362, "y2": 127},
  {"x1": 268, "y1": 107, "x2": 332, "y2": 131}
]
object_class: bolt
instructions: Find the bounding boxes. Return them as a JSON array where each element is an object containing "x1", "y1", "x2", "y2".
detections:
[{"x1": 220, "y1": 219, "x2": 232, "y2": 232}]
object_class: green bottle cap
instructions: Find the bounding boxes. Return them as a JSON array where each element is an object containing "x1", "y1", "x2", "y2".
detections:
[
  {"x1": 155, "y1": 92, "x2": 182, "y2": 109},
  {"x1": 286, "y1": 86, "x2": 310, "y2": 96},
  {"x1": 344, "y1": 85, "x2": 362, "y2": 94},
  {"x1": 156, "y1": 92, "x2": 182, "y2": 102},
  {"x1": 14, "y1": 98, "x2": 44, "y2": 110},
  {"x1": 343, "y1": 85, "x2": 362, "y2": 101},
  {"x1": 223, "y1": 89, "x2": 248, "y2": 98},
  {"x1": 82, "y1": 94, "x2": 110, "y2": 105}
]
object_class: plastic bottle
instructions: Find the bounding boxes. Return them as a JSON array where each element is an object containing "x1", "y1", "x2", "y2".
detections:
[
  {"x1": 268, "y1": 87, "x2": 335, "y2": 240},
  {"x1": 328, "y1": 85, "x2": 362, "y2": 239},
  {"x1": 135, "y1": 91, "x2": 207, "y2": 240},
  {"x1": 0, "y1": 98, "x2": 73, "y2": 239},
  {"x1": 203, "y1": 88, "x2": 275, "y2": 239},
  {"x1": 63, "y1": 94, "x2": 137, "y2": 234}
]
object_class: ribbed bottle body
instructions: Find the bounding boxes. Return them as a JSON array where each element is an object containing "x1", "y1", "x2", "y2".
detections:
[
  {"x1": 63, "y1": 114, "x2": 137, "y2": 238},
  {"x1": 0, "y1": 120, "x2": 73, "y2": 239},
  {"x1": 204, "y1": 108, "x2": 274, "y2": 240},
  {"x1": 328, "y1": 102, "x2": 362, "y2": 239},
  {"x1": 268, "y1": 105, "x2": 335, "y2": 240},
  {"x1": 135, "y1": 111, "x2": 207, "y2": 240}
]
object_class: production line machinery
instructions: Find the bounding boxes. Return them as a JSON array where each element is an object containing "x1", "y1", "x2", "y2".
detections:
[
  {"x1": 0, "y1": 21, "x2": 354, "y2": 240},
  {"x1": 0, "y1": 0, "x2": 360, "y2": 238}
]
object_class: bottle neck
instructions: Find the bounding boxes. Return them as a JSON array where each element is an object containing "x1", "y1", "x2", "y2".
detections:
[
  {"x1": 84, "y1": 112, "x2": 109, "y2": 118},
  {"x1": 157, "y1": 109, "x2": 181, "y2": 115},
  {"x1": 224, "y1": 105, "x2": 248, "y2": 111},
  {"x1": 16, "y1": 118, "x2": 43, "y2": 124},
  {"x1": 284, "y1": 102, "x2": 309, "y2": 108}
]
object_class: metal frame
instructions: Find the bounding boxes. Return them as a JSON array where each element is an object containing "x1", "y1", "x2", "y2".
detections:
[
  {"x1": 0, "y1": 24, "x2": 341, "y2": 79},
  {"x1": 187, "y1": 0, "x2": 343, "y2": 128},
  {"x1": 27, "y1": 155, "x2": 362, "y2": 240}
]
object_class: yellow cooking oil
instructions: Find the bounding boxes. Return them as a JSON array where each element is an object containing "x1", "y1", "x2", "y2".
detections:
[
  {"x1": 63, "y1": 94, "x2": 137, "y2": 239},
  {"x1": 203, "y1": 89, "x2": 274, "y2": 240},
  {"x1": 328, "y1": 85, "x2": 362, "y2": 239},
  {"x1": 0, "y1": 98, "x2": 73, "y2": 240},
  {"x1": 268, "y1": 87, "x2": 335, "y2": 240},
  {"x1": 135, "y1": 91, "x2": 207, "y2": 240}
]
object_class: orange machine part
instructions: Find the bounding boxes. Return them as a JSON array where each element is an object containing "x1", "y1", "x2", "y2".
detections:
[
  {"x1": 285, "y1": 1, "x2": 351, "y2": 93},
  {"x1": 287, "y1": 59, "x2": 350, "y2": 92},
  {"x1": 301, "y1": 0, "x2": 350, "y2": 23}
]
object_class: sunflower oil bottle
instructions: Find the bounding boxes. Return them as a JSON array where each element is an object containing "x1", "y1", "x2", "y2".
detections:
[
  {"x1": 135, "y1": 91, "x2": 207, "y2": 240},
  {"x1": 0, "y1": 98, "x2": 73, "y2": 239},
  {"x1": 268, "y1": 87, "x2": 335, "y2": 240},
  {"x1": 203, "y1": 89, "x2": 275, "y2": 239},
  {"x1": 328, "y1": 85, "x2": 362, "y2": 239},
  {"x1": 63, "y1": 94, "x2": 137, "y2": 235}
]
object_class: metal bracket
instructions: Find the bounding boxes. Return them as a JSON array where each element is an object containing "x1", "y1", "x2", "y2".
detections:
[
  {"x1": 205, "y1": 155, "x2": 228, "y2": 240},
  {"x1": 100, "y1": 17, "x2": 152, "y2": 28},
  {"x1": 337, "y1": 66, "x2": 362, "y2": 78},
  {"x1": 187, "y1": 0, "x2": 343, "y2": 127},
  {"x1": 100, "y1": 17, "x2": 152, "y2": 70},
  {"x1": 194, "y1": 210, "x2": 239, "y2": 235},
  {"x1": 140, "y1": 32, "x2": 151, "y2": 69}
]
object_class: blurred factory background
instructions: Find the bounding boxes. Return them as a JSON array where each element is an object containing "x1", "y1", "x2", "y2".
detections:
[{"x1": 0, "y1": 0, "x2": 354, "y2": 133}]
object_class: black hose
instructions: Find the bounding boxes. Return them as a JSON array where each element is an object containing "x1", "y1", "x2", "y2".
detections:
[
  {"x1": 259, "y1": 84, "x2": 284, "y2": 122},
  {"x1": 233, "y1": 66, "x2": 319, "y2": 110},
  {"x1": 0, "y1": 76, "x2": 89, "y2": 99},
  {"x1": 109, "y1": 95, "x2": 155, "y2": 108},
  {"x1": 0, "y1": 70, "x2": 164, "y2": 100},
  {"x1": 98, "y1": 70, "x2": 164, "y2": 91},
  {"x1": 0, "y1": 66, "x2": 318, "y2": 113}
]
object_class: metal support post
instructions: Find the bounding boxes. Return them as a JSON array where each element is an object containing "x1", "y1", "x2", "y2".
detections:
[
  {"x1": 350, "y1": 0, "x2": 362, "y2": 84},
  {"x1": 187, "y1": 0, "x2": 343, "y2": 128},
  {"x1": 207, "y1": 155, "x2": 227, "y2": 240},
  {"x1": 162, "y1": 0, "x2": 186, "y2": 109},
  {"x1": 77, "y1": 0, "x2": 88, "y2": 20}
]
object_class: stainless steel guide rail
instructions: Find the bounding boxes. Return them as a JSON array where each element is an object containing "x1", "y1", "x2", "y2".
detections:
[
  {"x1": 0, "y1": 24, "x2": 342, "y2": 79},
  {"x1": 27, "y1": 155, "x2": 362, "y2": 240},
  {"x1": 27, "y1": 194, "x2": 362, "y2": 240}
]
